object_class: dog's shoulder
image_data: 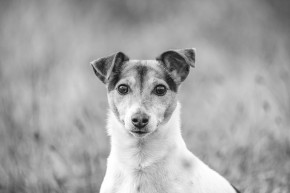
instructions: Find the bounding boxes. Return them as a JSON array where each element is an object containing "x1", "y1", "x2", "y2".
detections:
[{"x1": 173, "y1": 150, "x2": 237, "y2": 193}]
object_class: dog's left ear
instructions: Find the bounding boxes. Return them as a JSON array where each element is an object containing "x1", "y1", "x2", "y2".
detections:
[
  {"x1": 156, "y1": 48, "x2": 195, "y2": 83},
  {"x1": 90, "y1": 52, "x2": 129, "y2": 84}
]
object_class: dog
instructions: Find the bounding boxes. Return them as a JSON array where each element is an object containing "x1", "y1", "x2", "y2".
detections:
[{"x1": 90, "y1": 48, "x2": 240, "y2": 193}]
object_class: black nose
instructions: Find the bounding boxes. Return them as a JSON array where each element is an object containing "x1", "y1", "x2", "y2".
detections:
[{"x1": 131, "y1": 113, "x2": 149, "y2": 129}]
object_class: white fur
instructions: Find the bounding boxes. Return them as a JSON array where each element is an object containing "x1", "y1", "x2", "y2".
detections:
[{"x1": 100, "y1": 102, "x2": 236, "y2": 193}]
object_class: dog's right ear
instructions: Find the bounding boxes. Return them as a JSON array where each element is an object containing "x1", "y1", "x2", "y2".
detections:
[{"x1": 90, "y1": 52, "x2": 129, "y2": 84}]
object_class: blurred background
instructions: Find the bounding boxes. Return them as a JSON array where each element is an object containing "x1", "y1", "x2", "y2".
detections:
[{"x1": 0, "y1": 0, "x2": 289, "y2": 192}]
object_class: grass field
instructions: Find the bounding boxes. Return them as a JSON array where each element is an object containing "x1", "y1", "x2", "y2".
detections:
[{"x1": 0, "y1": 0, "x2": 289, "y2": 192}]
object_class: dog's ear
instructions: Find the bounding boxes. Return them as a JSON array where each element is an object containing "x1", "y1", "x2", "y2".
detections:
[
  {"x1": 90, "y1": 52, "x2": 129, "y2": 84},
  {"x1": 156, "y1": 48, "x2": 195, "y2": 83}
]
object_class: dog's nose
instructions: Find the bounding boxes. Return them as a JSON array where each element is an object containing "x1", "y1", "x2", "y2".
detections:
[{"x1": 131, "y1": 113, "x2": 149, "y2": 129}]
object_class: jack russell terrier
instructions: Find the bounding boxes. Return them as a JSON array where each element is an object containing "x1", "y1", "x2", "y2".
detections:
[{"x1": 90, "y1": 48, "x2": 240, "y2": 193}]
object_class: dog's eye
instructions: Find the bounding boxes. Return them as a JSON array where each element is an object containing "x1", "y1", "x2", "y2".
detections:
[
  {"x1": 117, "y1": 84, "x2": 129, "y2": 95},
  {"x1": 154, "y1": 85, "x2": 167, "y2": 96}
]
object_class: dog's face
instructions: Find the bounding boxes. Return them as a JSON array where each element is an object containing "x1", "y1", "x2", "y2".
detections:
[
  {"x1": 91, "y1": 49, "x2": 195, "y2": 137},
  {"x1": 106, "y1": 60, "x2": 178, "y2": 137}
]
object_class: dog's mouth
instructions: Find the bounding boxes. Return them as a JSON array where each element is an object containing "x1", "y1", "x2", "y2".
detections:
[{"x1": 130, "y1": 129, "x2": 149, "y2": 137}]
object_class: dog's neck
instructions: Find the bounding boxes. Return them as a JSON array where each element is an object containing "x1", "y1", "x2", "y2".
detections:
[{"x1": 106, "y1": 102, "x2": 187, "y2": 170}]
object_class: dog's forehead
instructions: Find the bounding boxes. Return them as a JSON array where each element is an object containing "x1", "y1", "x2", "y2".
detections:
[{"x1": 121, "y1": 60, "x2": 163, "y2": 77}]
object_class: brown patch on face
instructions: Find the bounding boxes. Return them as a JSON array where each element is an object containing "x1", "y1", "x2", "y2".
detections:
[
  {"x1": 107, "y1": 72, "x2": 121, "y2": 92},
  {"x1": 164, "y1": 72, "x2": 178, "y2": 92}
]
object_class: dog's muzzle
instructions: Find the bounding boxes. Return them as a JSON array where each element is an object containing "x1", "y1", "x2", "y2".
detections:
[{"x1": 130, "y1": 112, "x2": 149, "y2": 135}]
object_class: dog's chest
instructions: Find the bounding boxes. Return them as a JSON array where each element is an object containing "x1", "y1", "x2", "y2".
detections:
[{"x1": 115, "y1": 161, "x2": 194, "y2": 193}]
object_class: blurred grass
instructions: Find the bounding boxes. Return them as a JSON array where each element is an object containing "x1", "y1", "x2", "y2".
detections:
[{"x1": 0, "y1": 0, "x2": 289, "y2": 192}]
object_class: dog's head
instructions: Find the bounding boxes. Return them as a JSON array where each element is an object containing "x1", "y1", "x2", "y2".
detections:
[{"x1": 90, "y1": 49, "x2": 195, "y2": 137}]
